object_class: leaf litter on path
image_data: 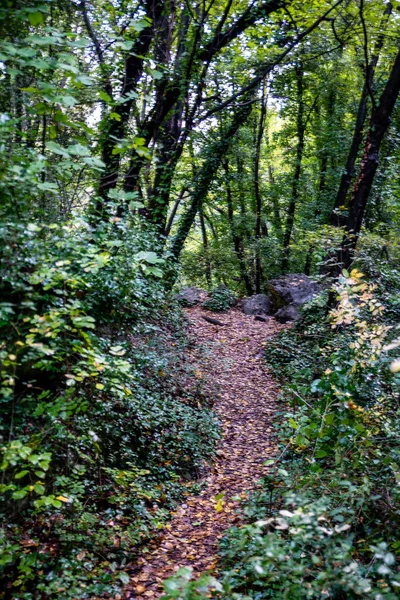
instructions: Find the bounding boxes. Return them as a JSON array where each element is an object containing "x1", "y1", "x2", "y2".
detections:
[{"x1": 123, "y1": 307, "x2": 284, "y2": 598}]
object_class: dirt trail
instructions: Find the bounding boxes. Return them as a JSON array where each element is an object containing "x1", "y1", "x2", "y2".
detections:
[{"x1": 126, "y1": 306, "x2": 283, "y2": 598}]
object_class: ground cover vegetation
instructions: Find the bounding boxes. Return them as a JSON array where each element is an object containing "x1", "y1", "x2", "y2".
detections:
[{"x1": 1, "y1": 0, "x2": 400, "y2": 598}]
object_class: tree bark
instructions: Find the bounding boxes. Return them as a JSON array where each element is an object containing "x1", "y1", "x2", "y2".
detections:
[
  {"x1": 330, "y1": 1, "x2": 392, "y2": 225},
  {"x1": 254, "y1": 81, "x2": 267, "y2": 293},
  {"x1": 91, "y1": 0, "x2": 163, "y2": 215},
  {"x1": 170, "y1": 100, "x2": 253, "y2": 261},
  {"x1": 199, "y1": 205, "x2": 212, "y2": 287},
  {"x1": 281, "y1": 62, "x2": 305, "y2": 272},
  {"x1": 224, "y1": 160, "x2": 254, "y2": 295},
  {"x1": 338, "y1": 45, "x2": 400, "y2": 271}
]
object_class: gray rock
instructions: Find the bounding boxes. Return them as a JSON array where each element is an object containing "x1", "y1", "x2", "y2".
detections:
[
  {"x1": 275, "y1": 304, "x2": 299, "y2": 323},
  {"x1": 176, "y1": 286, "x2": 207, "y2": 306},
  {"x1": 267, "y1": 274, "x2": 320, "y2": 311},
  {"x1": 242, "y1": 294, "x2": 272, "y2": 316}
]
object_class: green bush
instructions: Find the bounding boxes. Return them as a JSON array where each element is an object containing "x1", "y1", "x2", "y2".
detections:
[
  {"x1": 201, "y1": 285, "x2": 237, "y2": 312},
  {"x1": 218, "y1": 496, "x2": 400, "y2": 599},
  {"x1": 0, "y1": 216, "x2": 219, "y2": 598}
]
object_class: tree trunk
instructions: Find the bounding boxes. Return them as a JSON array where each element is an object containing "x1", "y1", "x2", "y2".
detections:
[
  {"x1": 304, "y1": 152, "x2": 328, "y2": 275},
  {"x1": 254, "y1": 81, "x2": 267, "y2": 293},
  {"x1": 224, "y1": 160, "x2": 254, "y2": 295},
  {"x1": 147, "y1": 105, "x2": 184, "y2": 232},
  {"x1": 199, "y1": 205, "x2": 212, "y2": 287},
  {"x1": 93, "y1": 0, "x2": 163, "y2": 216},
  {"x1": 339, "y1": 45, "x2": 400, "y2": 271},
  {"x1": 281, "y1": 62, "x2": 305, "y2": 272},
  {"x1": 170, "y1": 99, "x2": 253, "y2": 262},
  {"x1": 330, "y1": 1, "x2": 392, "y2": 225},
  {"x1": 305, "y1": 88, "x2": 335, "y2": 274}
]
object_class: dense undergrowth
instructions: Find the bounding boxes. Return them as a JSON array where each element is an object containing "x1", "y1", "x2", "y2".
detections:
[
  {"x1": 161, "y1": 265, "x2": 400, "y2": 599},
  {"x1": 0, "y1": 216, "x2": 218, "y2": 599}
]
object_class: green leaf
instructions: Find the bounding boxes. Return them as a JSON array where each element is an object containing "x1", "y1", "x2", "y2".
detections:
[
  {"x1": 68, "y1": 37, "x2": 89, "y2": 48},
  {"x1": 46, "y1": 141, "x2": 70, "y2": 158},
  {"x1": 315, "y1": 449, "x2": 328, "y2": 458},
  {"x1": 99, "y1": 91, "x2": 112, "y2": 103},
  {"x1": 135, "y1": 251, "x2": 164, "y2": 265},
  {"x1": 34, "y1": 483, "x2": 45, "y2": 495},
  {"x1": 28, "y1": 11, "x2": 44, "y2": 26},
  {"x1": 149, "y1": 68, "x2": 163, "y2": 80},
  {"x1": 59, "y1": 95, "x2": 78, "y2": 107},
  {"x1": 324, "y1": 413, "x2": 335, "y2": 425},
  {"x1": 118, "y1": 572, "x2": 130, "y2": 585},
  {"x1": 75, "y1": 75, "x2": 93, "y2": 86},
  {"x1": 12, "y1": 489, "x2": 28, "y2": 500},
  {"x1": 68, "y1": 143, "x2": 90, "y2": 156}
]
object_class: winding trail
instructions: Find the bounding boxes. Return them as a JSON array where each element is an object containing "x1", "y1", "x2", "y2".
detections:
[{"x1": 126, "y1": 306, "x2": 283, "y2": 598}]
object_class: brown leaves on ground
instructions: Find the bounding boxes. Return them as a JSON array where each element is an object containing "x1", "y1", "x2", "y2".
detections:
[{"x1": 123, "y1": 307, "x2": 284, "y2": 598}]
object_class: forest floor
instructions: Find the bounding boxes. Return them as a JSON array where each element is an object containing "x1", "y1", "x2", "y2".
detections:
[{"x1": 125, "y1": 306, "x2": 284, "y2": 598}]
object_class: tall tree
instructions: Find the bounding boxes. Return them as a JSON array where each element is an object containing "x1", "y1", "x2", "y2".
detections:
[
  {"x1": 281, "y1": 60, "x2": 305, "y2": 273},
  {"x1": 170, "y1": 99, "x2": 253, "y2": 261},
  {"x1": 254, "y1": 80, "x2": 267, "y2": 293},
  {"x1": 330, "y1": 1, "x2": 393, "y2": 225},
  {"x1": 339, "y1": 46, "x2": 400, "y2": 270}
]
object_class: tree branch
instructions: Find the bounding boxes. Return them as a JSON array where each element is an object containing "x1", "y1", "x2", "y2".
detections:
[{"x1": 197, "y1": 0, "x2": 346, "y2": 123}]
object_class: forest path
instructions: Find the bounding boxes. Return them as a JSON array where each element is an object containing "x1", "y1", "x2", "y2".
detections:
[{"x1": 126, "y1": 306, "x2": 283, "y2": 598}]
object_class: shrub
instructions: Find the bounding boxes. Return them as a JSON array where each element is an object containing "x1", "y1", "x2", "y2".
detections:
[
  {"x1": 0, "y1": 216, "x2": 218, "y2": 598},
  {"x1": 201, "y1": 285, "x2": 237, "y2": 312}
]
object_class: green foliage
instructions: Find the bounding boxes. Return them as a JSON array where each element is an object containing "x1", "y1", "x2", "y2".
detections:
[
  {"x1": 219, "y1": 498, "x2": 400, "y2": 599},
  {"x1": 0, "y1": 216, "x2": 218, "y2": 598},
  {"x1": 201, "y1": 285, "x2": 237, "y2": 313},
  {"x1": 161, "y1": 567, "x2": 222, "y2": 600}
]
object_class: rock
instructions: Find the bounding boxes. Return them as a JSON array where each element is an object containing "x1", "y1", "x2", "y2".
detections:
[
  {"x1": 275, "y1": 304, "x2": 299, "y2": 323},
  {"x1": 267, "y1": 274, "x2": 320, "y2": 311},
  {"x1": 254, "y1": 315, "x2": 269, "y2": 322},
  {"x1": 242, "y1": 294, "x2": 272, "y2": 316},
  {"x1": 176, "y1": 286, "x2": 207, "y2": 306}
]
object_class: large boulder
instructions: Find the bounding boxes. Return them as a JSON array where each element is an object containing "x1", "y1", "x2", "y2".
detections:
[
  {"x1": 267, "y1": 274, "x2": 320, "y2": 311},
  {"x1": 275, "y1": 304, "x2": 299, "y2": 323},
  {"x1": 242, "y1": 294, "x2": 272, "y2": 316},
  {"x1": 176, "y1": 286, "x2": 207, "y2": 306}
]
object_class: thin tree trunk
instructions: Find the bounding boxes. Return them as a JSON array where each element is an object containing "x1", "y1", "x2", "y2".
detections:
[
  {"x1": 199, "y1": 205, "x2": 212, "y2": 287},
  {"x1": 268, "y1": 165, "x2": 282, "y2": 234},
  {"x1": 203, "y1": 212, "x2": 218, "y2": 241},
  {"x1": 304, "y1": 152, "x2": 328, "y2": 275},
  {"x1": 254, "y1": 80, "x2": 267, "y2": 293},
  {"x1": 224, "y1": 161, "x2": 254, "y2": 295},
  {"x1": 164, "y1": 187, "x2": 189, "y2": 237},
  {"x1": 305, "y1": 88, "x2": 335, "y2": 274},
  {"x1": 281, "y1": 62, "x2": 305, "y2": 272}
]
